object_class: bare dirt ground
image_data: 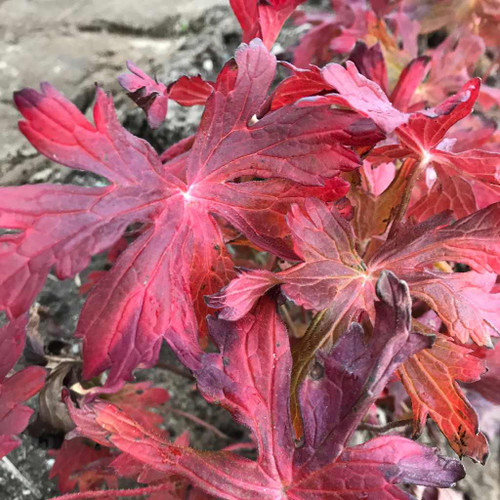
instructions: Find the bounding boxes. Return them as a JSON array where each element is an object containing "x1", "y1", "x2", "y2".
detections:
[{"x1": 0, "y1": 1, "x2": 498, "y2": 499}]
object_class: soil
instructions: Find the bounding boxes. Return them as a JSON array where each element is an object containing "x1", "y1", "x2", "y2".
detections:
[{"x1": 0, "y1": 1, "x2": 498, "y2": 499}]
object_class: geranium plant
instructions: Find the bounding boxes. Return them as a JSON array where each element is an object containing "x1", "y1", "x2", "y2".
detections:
[{"x1": 0, "y1": 0, "x2": 499, "y2": 498}]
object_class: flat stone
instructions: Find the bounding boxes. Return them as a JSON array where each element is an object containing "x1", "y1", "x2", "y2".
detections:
[
  {"x1": 0, "y1": 0, "x2": 227, "y2": 36},
  {"x1": 0, "y1": 0, "x2": 233, "y2": 174}
]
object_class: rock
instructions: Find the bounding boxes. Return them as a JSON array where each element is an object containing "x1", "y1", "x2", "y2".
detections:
[
  {"x1": 0, "y1": 0, "x2": 227, "y2": 36},
  {"x1": 0, "y1": 0, "x2": 236, "y2": 183}
]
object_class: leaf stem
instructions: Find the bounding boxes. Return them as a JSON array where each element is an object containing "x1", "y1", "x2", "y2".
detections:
[
  {"x1": 155, "y1": 361, "x2": 195, "y2": 380},
  {"x1": 280, "y1": 304, "x2": 299, "y2": 337},
  {"x1": 163, "y1": 404, "x2": 232, "y2": 440},
  {"x1": 388, "y1": 158, "x2": 424, "y2": 239},
  {"x1": 358, "y1": 417, "x2": 413, "y2": 433}
]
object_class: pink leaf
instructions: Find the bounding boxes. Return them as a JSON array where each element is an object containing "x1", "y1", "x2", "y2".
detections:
[
  {"x1": 118, "y1": 61, "x2": 168, "y2": 129},
  {"x1": 389, "y1": 56, "x2": 430, "y2": 112},
  {"x1": 322, "y1": 61, "x2": 410, "y2": 133},
  {"x1": 214, "y1": 200, "x2": 500, "y2": 346},
  {"x1": 49, "y1": 438, "x2": 117, "y2": 493},
  {"x1": 168, "y1": 75, "x2": 214, "y2": 107},
  {"x1": 349, "y1": 41, "x2": 388, "y2": 94},
  {"x1": 230, "y1": 0, "x2": 307, "y2": 49},
  {"x1": 5, "y1": 39, "x2": 381, "y2": 385},
  {"x1": 67, "y1": 274, "x2": 464, "y2": 498},
  {"x1": 0, "y1": 318, "x2": 45, "y2": 458}
]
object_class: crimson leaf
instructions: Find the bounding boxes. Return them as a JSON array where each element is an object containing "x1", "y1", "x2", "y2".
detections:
[
  {"x1": 399, "y1": 330, "x2": 489, "y2": 463},
  {"x1": 118, "y1": 61, "x2": 213, "y2": 129},
  {"x1": 230, "y1": 0, "x2": 306, "y2": 49},
  {"x1": 0, "y1": 316, "x2": 45, "y2": 458},
  {"x1": 67, "y1": 273, "x2": 464, "y2": 498},
  {"x1": 371, "y1": 79, "x2": 500, "y2": 218},
  {"x1": 1, "y1": 39, "x2": 382, "y2": 387},
  {"x1": 211, "y1": 198, "x2": 500, "y2": 346}
]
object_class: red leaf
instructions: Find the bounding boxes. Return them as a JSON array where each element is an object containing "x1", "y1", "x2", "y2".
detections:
[
  {"x1": 374, "y1": 78, "x2": 500, "y2": 218},
  {"x1": 292, "y1": 2, "x2": 369, "y2": 66},
  {"x1": 0, "y1": 184, "x2": 157, "y2": 319},
  {"x1": 408, "y1": 169, "x2": 477, "y2": 220},
  {"x1": 323, "y1": 68, "x2": 498, "y2": 217},
  {"x1": 292, "y1": 18, "x2": 342, "y2": 68},
  {"x1": 399, "y1": 332, "x2": 489, "y2": 463},
  {"x1": 389, "y1": 56, "x2": 430, "y2": 112},
  {"x1": 208, "y1": 198, "x2": 370, "y2": 321},
  {"x1": 118, "y1": 61, "x2": 169, "y2": 129},
  {"x1": 67, "y1": 274, "x2": 464, "y2": 498},
  {"x1": 0, "y1": 317, "x2": 45, "y2": 458},
  {"x1": 78, "y1": 202, "x2": 206, "y2": 382},
  {"x1": 370, "y1": 204, "x2": 500, "y2": 346},
  {"x1": 0, "y1": 315, "x2": 26, "y2": 380},
  {"x1": 348, "y1": 41, "x2": 388, "y2": 94},
  {"x1": 50, "y1": 380, "x2": 169, "y2": 494},
  {"x1": 197, "y1": 294, "x2": 294, "y2": 482},
  {"x1": 3, "y1": 39, "x2": 382, "y2": 385},
  {"x1": 49, "y1": 438, "x2": 117, "y2": 493},
  {"x1": 269, "y1": 62, "x2": 330, "y2": 111},
  {"x1": 321, "y1": 61, "x2": 410, "y2": 133},
  {"x1": 119, "y1": 63, "x2": 214, "y2": 129},
  {"x1": 396, "y1": 78, "x2": 481, "y2": 153},
  {"x1": 105, "y1": 381, "x2": 169, "y2": 430},
  {"x1": 230, "y1": 0, "x2": 307, "y2": 49},
  {"x1": 110, "y1": 430, "x2": 191, "y2": 488},
  {"x1": 369, "y1": 203, "x2": 500, "y2": 276},
  {"x1": 168, "y1": 75, "x2": 214, "y2": 107},
  {"x1": 212, "y1": 199, "x2": 500, "y2": 346},
  {"x1": 68, "y1": 395, "x2": 280, "y2": 499},
  {"x1": 303, "y1": 51, "x2": 429, "y2": 133},
  {"x1": 401, "y1": 272, "x2": 499, "y2": 345}
]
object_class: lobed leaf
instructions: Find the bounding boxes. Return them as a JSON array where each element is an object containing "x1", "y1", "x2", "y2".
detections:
[
  {"x1": 230, "y1": 0, "x2": 307, "y2": 49},
  {"x1": 0, "y1": 317, "x2": 46, "y2": 458},
  {"x1": 49, "y1": 438, "x2": 117, "y2": 493},
  {"x1": 119, "y1": 62, "x2": 214, "y2": 128},
  {"x1": 4, "y1": 39, "x2": 383, "y2": 385},
  {"x1": 399, "y1": 331, "x2": 489, "y2": 463},
  {"x1": 322, "y1": 61, "x2": 410, "y2": 133},
  {"x1": 118, "y1": 62, "x2": 169, "y2": 129},
  {"x1": 67, "y1": 274, "x2": 464, "y2": 498}
]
